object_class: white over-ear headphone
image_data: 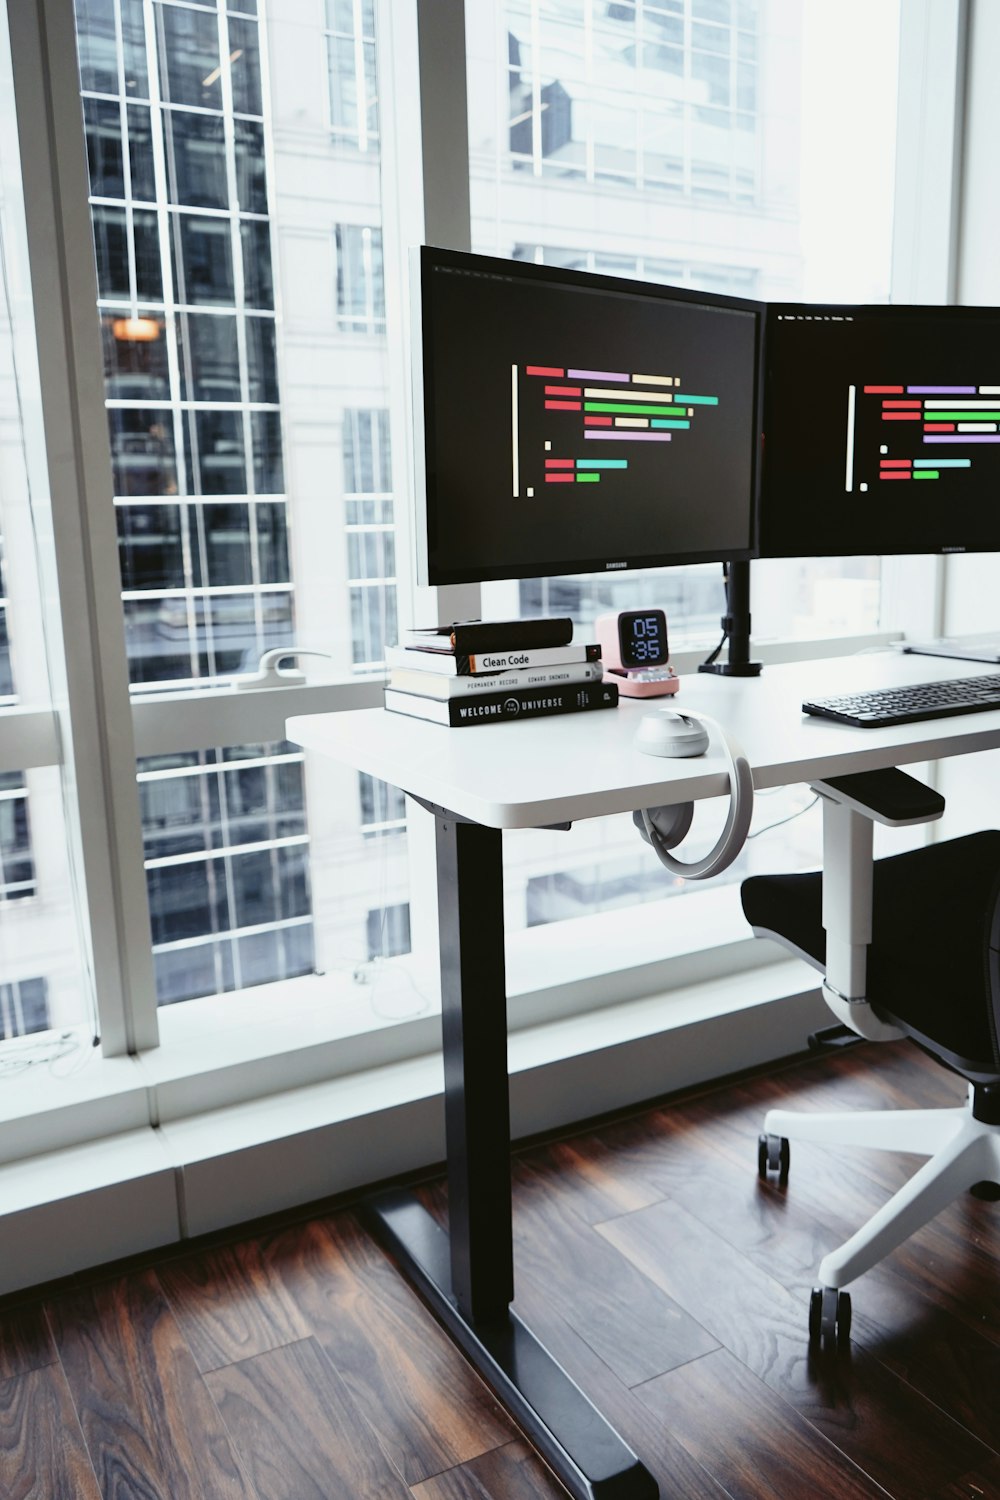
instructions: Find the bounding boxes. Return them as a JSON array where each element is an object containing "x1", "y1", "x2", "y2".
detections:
[{"x1": 633, "y1": 709, "x2": 754, "y2": 880}]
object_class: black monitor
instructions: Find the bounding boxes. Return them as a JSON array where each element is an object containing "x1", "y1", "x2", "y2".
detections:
[
  {"x1": 414, "y1": 247, "x2": 763, "y2": 585},
  {"x1": 760, "y1": 302, "x2": 1000, "y2": 557}
]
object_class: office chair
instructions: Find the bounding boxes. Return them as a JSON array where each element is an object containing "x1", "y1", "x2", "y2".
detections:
[{"x1": 741, "y1": 767, "x2": 1000, "y2": 1347}]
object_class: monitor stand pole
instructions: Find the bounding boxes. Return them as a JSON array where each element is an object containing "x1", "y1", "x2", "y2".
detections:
[{"x1": 698, "y1": 560, "x2": 762, "y2": 678}]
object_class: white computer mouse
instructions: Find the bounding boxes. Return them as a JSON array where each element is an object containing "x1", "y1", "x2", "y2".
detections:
[{"x1": 634, "y1": 708, "x2": 710, "y2": 758}]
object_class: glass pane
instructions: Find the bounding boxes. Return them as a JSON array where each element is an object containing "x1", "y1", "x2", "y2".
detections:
[
  {"x1": 245, "y1": 314, "x2": 278, "y2": 402},
  {"x1": 162, "y1": 109, "x2": 229, "y2": 210},
  {"x1": 84, "y1": 97, "x2": 125, "y2": 199},
  {"x1": 335, "y1": 224, "x2": 384, "y2": 331},
  {"x1": 176, "y1": 311, "x2": 241, "y2": 402},
  {"x1": 108, "y1": 406, "x2": 177, "y2": 496},
  {"x1": 251, "y1": 411, "x2": 283, "y2": 494},
  {"x1": 102, "y1": 310, "x2": 170, "y2": 401},
  {"x1": 121, "y1": 0, "x2": 148, "y2": 97},
  {"x1": 140, "y1": 737, "x2": 413, "y2": 1007},
  {"x1": 467, "y1": 0, "x2": 899, "y2": 934},
  {"x1": 138, "y1": 742, "x2": 302, "y2": 1004},
  {"x1": 172, "y1": 215, "x2": 236, "y2": 305},
  {"x1": 134, "y1": 208, "x2": 163, "y2": 299},
  {"x1": 229, "y1": 17, "x2": 263, "y2": 116},
  {"x1": 127, "y1": 106, "x2": 157, "y2": 202},
  {"x1": 185, "y1": 408, "x2": 247, "y2": 495},
  {"x1": 470, "y1": 0, "x2": 898, "y2": 650},
  {"x1": 234, "y1": 119, "x2": 268, "y2": 213},
  {"x1": 158, "y1": 4, "x2": 223, "y2": 110},
  {"x1": 71, "y1": 0, "x2": 411, "y2": 1020},
  {"x1": 201, "y1": 503, "x2": 253, "y2": 585},
  {"x1": 76, "y1": 0, "x2": 118, "y2": 94},
  {"x1": 118, "y1": 503, "x2": 185, "y2": 589},
  {"x1": 241, "y1": 219, "x2": 274, "y2": 309},
  {"x1": 92, "y1": 204, "x2": 130, "y2": 297},
  {"x1": 0, "y1": 769, "x2": 89, "y2": 1040},
  {"x1": 0, "y1": 59, "x2": 91, "y2": 1043}
]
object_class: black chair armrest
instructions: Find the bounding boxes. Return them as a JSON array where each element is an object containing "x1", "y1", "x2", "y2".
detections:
[{"x1": 811, "y1": 767, "x2": 945, "y2": 827}]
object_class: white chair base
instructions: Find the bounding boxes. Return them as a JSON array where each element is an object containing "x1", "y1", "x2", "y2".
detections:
[{"x1": 764, "y1": 1097, "x2": 1000, "y2": 1290}]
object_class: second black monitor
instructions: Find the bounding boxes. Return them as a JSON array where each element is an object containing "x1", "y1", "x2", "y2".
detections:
[{"x1": 761, "y1": 303, "x2": 1000, "y2": 556}]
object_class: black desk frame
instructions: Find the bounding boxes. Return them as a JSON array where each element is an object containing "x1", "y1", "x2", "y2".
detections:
[{"x1": 366, "y1": 810, "x2": 658, "y2": 1500}]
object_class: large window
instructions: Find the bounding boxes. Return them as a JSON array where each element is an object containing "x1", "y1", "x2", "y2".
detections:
[
  {"x1": 63, "y1": 0, "x2": 411, "y2": 1014},
  {"x1": 0, "y1": 0, "x2": 965, "y2": 1093},
  {"x1": 466, "y1": 0, "x2": 899, "y2": 934}
]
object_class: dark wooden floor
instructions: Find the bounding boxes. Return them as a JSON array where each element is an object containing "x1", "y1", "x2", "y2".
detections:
[{"x1": 3, "y1": 1041, "x2": 999, "y2": 1500}]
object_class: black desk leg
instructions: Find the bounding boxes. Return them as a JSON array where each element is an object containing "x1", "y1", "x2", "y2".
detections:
[{"x1": 366, "y1": 815, "x2": 658, "y2": 1500}]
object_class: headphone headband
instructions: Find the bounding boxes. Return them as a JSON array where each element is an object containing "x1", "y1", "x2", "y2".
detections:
[{"x1": 638, "y1": 711, "x2": 754, "y2": 880}]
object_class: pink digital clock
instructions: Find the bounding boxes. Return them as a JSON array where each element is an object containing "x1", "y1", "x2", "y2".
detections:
[{"x1": 595, "y1": 610, "x2": 680, "y2": 698}]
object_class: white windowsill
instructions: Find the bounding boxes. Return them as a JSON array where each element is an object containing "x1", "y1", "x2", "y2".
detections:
[
  {"x1": 0, "y1": 885, "x2": 785, "y2": 1144},
  {"x1": 0, "y1": 951, "x2": 823, "y2": 1293}
]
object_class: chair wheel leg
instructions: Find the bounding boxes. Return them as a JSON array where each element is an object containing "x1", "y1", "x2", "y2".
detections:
[
  {"x1": 809, "y1": 1286, "x2": 851, "y2": 1349},
  {"x1": 757, "y1": 1132, "x2": 790, "y2": 1181}
]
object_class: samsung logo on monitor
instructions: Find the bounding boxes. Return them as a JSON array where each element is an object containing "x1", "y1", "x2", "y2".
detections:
[
  {"x1": 941, "y1": 546, "x2": 967, "y2": 553},
  {"x1": 605, "y1": 560, "x2": 628, "y2": 570}
]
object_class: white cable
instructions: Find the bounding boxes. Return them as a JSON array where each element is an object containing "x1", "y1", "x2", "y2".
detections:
[{"x1": 639, "y1": 711, "x2": 754, "y2": 880}]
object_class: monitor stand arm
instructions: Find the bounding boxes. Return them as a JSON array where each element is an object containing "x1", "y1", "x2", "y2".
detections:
[{"x1": 698, "y1": 559, "x2": 763, "y2": 678}]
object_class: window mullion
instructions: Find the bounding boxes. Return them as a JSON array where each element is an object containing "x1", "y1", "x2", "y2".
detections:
[{"x1": 7, "y1": 0, "x2": 159, "y2": 1055}]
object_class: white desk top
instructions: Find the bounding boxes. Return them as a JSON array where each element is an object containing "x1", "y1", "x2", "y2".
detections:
[{"x1": 287, "y1": 651, "x2": 1000, "y2": 830}]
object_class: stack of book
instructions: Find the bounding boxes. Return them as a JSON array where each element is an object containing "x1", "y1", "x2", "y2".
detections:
[{"x1": 384, "y1": 617, "x2": 619, "y2": 726}]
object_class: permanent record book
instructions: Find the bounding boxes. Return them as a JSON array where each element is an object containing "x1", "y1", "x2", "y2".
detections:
[{"x1": 387, "y1": 660, "x2": 603, "y2": 699}]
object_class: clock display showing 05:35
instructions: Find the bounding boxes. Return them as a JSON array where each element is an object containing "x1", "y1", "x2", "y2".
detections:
[
  {"x1": 618, "y1": 611, "x2": 668, "y2": 668},
  {"x1": 594, "y1": 610, "x2": 679, "y2": 697}
]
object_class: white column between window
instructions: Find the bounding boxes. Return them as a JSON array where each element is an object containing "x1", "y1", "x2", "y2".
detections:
[{"x1": 6, "y1": 0, "x2": 159, "y2": 1054}]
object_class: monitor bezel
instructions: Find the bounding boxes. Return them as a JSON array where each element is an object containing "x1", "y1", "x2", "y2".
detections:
[
  {"x1": 414, "y1": 245, "x2": 764, "y2": 586},
  {"x1": 759, "y1": 299, "x2": 1000, "y2": 558}
]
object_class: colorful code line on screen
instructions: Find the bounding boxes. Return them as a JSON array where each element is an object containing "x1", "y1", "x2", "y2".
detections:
[
  {"x1": 847, "y1": 378, "x2": 1000, "y2": 492},
  {"x1": 515, "y1": 360, "x2": 719, "y2": 498}
]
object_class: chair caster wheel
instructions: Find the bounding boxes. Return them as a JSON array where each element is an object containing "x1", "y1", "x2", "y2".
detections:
[
  {"x1": 757, "y1": 1132, "x2": 790, "y2": 1181},
  {"x1": 809, "y1": 1286, "x2": 851, "y2": 1348}
]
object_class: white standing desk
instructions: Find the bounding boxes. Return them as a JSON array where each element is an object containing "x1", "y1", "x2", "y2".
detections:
[{"x1": 288, "y1": 650, "x2": 1000, "y2": 1500}]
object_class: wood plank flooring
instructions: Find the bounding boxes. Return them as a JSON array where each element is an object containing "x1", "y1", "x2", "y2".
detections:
[{"x1": 2, "y1": 1041, "x2": 999, "y2": 1500}]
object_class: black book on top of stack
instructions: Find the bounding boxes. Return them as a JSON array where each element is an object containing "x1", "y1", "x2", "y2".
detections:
[{"x1": 384, "y1": 618, "x2": 618, "y2": 727}]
